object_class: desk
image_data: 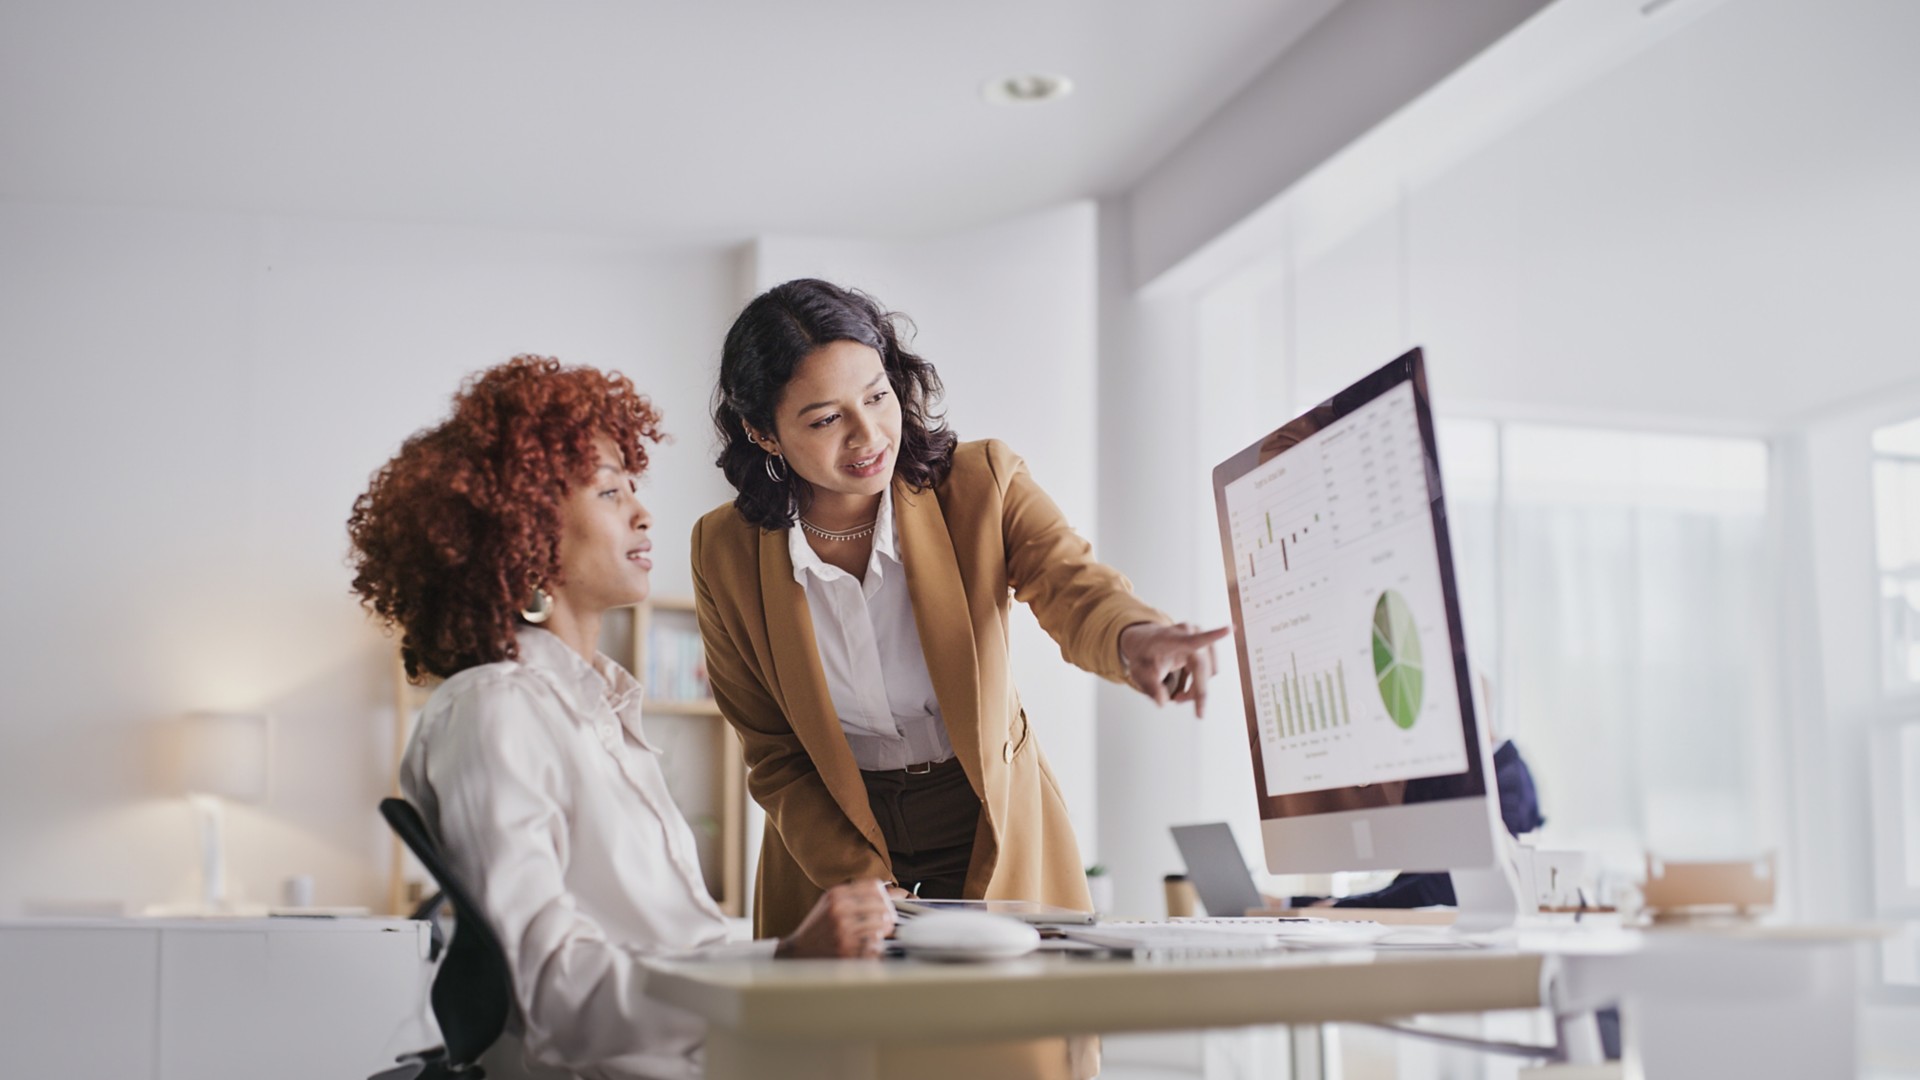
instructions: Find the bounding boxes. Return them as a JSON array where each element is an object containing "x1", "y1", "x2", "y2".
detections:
[
  {"x1": 0, "y1": 916, "x2": 435, "y2": 1080},
  {"x1": 643, "y1": 925, "x2": 1863, "y2": 1080}
]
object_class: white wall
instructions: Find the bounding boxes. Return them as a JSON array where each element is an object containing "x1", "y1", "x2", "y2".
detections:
[
  {"x1": 750, "y1": 202, "x2": 1105, "y2": 861},
  {"x1": 1098, "y1": 197, "x2": 1213, "y2": 910},
  {"x1": 0, "y1": 200, "x2": 737, "y2": 915}
]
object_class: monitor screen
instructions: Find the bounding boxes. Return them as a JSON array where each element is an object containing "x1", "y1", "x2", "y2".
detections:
[{"x1": 1214, "y1": 348, "x2": 1489, "y2": 837}]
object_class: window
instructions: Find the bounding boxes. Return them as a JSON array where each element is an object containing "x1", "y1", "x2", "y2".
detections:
[
  {"x1": 1874, "y1": 416, "x2": 1920, "y2": 695},
  {"x1": 1436, "y1": 420, "x2": 1776, "y2": 867}
]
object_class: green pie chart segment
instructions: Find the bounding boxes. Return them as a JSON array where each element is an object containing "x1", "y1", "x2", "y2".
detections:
[{"x1": 1372, "y1": 590, "x2": 1424, "y2": 730}]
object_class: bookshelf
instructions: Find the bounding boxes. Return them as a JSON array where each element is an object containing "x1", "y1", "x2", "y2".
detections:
[
  {"x1": 629, "y1": 597, "x2": 748, "y2": 917},
  {"x1": 631, "y1": 598, "x2": 723, "y2": 715},
  {"x1": 388, "y1": 598, "x2": 750, "y2": 917}
]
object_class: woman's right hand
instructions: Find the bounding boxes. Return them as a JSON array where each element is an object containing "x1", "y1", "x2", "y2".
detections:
[
  {"x1": 775, "y1": 880, "x2": 896, "y2": 958},
  {"x1": 1119, "y1": 621, "x2": 1232, "y2": 718}
]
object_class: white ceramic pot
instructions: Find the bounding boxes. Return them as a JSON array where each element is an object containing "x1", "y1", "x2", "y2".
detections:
[{"x1": 1086, "y1": 874, "x2": 1114, "y2": 916}]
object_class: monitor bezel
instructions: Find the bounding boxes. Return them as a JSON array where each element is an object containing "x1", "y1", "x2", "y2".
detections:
[{"x1": 1211, "y1": 347, "x2": 1490, "y2": 823}]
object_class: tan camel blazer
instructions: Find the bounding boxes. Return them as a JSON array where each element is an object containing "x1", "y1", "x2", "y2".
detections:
[{"x1": 691, "y1": 439, "x2": 1169, "y2": 937}]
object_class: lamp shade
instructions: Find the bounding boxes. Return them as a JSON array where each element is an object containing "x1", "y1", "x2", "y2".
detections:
[{"x1": 174, "y1": 712, "x2": 270, "y2": 803}]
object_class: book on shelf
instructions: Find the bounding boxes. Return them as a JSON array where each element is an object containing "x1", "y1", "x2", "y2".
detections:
[{"x1": 645, "y1": 620, "x2": 712, "y2": 704}]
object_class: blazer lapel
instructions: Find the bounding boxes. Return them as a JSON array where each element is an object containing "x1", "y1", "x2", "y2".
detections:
[
  {"x1": 757, "y1": 528, "x2": 887, "y2": 853},
  {"x1": 893, "y1": 478, "x2": 985, "y2": 793}
]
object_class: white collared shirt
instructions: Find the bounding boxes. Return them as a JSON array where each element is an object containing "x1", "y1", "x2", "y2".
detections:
[
  {"x1": 788, "y1": 487, "x2": 954, "y2": 772},
  {"x1": 400, "y1": 626, "x2": 768, "y2": 1080}
]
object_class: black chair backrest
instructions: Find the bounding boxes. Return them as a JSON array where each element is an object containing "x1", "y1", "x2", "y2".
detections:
[{"x1": 380, "y1": 797, "x2": 513, "y2": 1067}]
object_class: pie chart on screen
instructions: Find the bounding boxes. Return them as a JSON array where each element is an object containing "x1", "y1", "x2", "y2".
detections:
[{"x1": 1371, "y1": 589, "x2": 1424, "y2": 730}]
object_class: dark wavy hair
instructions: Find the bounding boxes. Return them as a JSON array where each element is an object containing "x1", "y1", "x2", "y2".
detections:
[
  {"x1": 713, "y1": 279, "x2": 957, "y2": 529},
  {"x1": 347, "y1": 355, "x2": 665, "y2": 681}
]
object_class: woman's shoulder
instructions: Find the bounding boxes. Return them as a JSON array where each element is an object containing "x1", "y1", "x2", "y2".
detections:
[
  {"x1": 404, "y1": 660, "x2": 576, "y2": 803},
  {"x1": 419, "y1": 660, "x2": 562, "y2": 741},
  {"x1": 691, "y1": 500, "x2": 762, "y2": 570},
  {"x1": 694, "y1": 500, "x2": 762, "y2": 544},
  {"x1": 942, "y1": 439, "x2": 1024, "y2": 492},
  {"x1": 432, "y1": 658, "x2": 527, "y2": 698}
]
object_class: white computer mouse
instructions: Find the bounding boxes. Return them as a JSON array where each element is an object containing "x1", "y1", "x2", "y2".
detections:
[{"x1": 894, "y1": 911, "x2": 1041, "y2": 961}]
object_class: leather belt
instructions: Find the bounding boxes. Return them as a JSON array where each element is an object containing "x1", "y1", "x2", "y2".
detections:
[{"x1": 862, "y1": 757, "x2": 955, "y2": 779}]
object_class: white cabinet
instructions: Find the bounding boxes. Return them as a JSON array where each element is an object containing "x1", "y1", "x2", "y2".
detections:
[
  {"x1": 0, "y1": 926, "x2": 158, "y2": 1077},
  {"x1": 0, "y1": 917, "x2": 435, "y2": 1080}
]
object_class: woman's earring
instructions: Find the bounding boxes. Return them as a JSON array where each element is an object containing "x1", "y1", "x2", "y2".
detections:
[
  {"x1": 521, "y1": 585, "x2": 553, "y2": 624},
  {"x1": 764, "y1": 451, "x2": 788, "y2": 483}
]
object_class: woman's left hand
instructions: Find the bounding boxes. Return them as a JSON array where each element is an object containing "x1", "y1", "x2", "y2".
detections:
[
  {"x1": 1118, "y1": 622, "x2": 1232, "y2": 718},
  {"x1": 775, "y1": 880, "x2": 897, "y2": 959}
]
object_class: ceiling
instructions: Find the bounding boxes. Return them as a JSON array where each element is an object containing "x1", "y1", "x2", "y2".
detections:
[{"x1": 0, "y1": 0, "x2": 1342, "y2": 241}]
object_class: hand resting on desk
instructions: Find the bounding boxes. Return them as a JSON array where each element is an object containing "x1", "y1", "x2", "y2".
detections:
[{"x1": 775, "y1": 880, "x2": 896, "y2": 959}]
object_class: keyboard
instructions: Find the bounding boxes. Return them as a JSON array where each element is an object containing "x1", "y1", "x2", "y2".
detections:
[
  {"x1": 1062, "y1": 917, "x2": 1388, "y2": 958},
  {"x1": 1155, "y1": 916, "x2": 1346, "y2": 932}
]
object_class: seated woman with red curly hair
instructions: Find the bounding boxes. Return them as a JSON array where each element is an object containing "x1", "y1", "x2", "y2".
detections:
[{"x1": 348, "y1": 356, "x2": 892, "y2": 1080}]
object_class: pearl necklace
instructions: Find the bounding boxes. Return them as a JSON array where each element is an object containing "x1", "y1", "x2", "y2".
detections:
[{"x1": 799, "y1": 516, "x2": 878, "y2": 542}]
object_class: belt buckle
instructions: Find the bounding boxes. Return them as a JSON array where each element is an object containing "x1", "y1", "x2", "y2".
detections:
[{"x1": 904, "y1": 760, "x2": 933, "y2": 776}]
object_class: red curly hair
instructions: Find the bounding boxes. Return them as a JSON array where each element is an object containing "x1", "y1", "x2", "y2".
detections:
[{"x1": 348, "y1": 355, "x2": 664, "y2": 681}]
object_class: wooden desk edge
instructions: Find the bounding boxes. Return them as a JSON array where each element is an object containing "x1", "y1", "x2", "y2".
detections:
[{"x1": 644, "y1": 951, "x2": 1549, "y2": 1043}]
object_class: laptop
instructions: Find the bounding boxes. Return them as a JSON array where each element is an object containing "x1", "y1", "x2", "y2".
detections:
[{"x1": 1171, "y1": 822, "x2": 1268, "y2": 917}]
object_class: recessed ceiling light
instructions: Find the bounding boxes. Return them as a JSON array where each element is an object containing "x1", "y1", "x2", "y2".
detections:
[{"x1": 982, "y1": 74, "x2": 1074, "y2": 106}]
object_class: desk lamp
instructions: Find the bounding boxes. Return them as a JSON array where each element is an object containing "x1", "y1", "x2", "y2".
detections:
[{"x1": 174, "y1": 712, "x2": 270, "y2": 913}]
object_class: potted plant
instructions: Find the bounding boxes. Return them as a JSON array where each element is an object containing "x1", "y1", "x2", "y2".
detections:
[{"x1": 1084, "y1": 864, "x2": 1113, "y2": 916}]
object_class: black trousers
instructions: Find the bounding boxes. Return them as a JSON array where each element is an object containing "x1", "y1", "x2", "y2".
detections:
[{"x1": 860, "y1": 757, "x2": 981, "y2": 898}]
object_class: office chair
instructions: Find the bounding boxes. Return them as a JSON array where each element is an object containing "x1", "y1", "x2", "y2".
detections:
[{"x1": 370, "y1": 797, "x2": 514, "y2": 1080}]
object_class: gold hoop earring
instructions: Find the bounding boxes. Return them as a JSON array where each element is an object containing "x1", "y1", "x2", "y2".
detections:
[
  {"x1": 521, "y1": 585, "x2": 553, "y2": 624},
  {"x1": 764, "y1": 451, "x2": 788, "y2": 483}
]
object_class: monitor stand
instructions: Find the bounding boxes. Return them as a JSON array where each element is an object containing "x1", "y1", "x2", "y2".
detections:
[{"x1": 1450, "y1": 831, "x2": 1528, "y2": 934}]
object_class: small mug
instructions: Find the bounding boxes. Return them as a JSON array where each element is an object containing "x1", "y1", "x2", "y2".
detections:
[{"x1": 281, "y1": 874, "x2": 315, "y2": 910}]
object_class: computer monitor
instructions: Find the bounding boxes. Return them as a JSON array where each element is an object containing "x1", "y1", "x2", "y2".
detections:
[{"x1": 1212, "y1": 348, "x2": 1507, "y2": 885}]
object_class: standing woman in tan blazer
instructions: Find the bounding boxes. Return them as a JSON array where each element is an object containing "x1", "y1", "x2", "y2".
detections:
[{"x1": 692, "y1": 278, "x2": 1228, "y2": 943}]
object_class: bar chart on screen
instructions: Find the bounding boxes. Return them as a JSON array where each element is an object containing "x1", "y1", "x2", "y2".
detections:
[
  {"x1": 1264, "y1": 654, "x2": 1352, "y2": 736},
  {"x1": 1250, "y1": 638, "x2": 1357, "y2": 741}
]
